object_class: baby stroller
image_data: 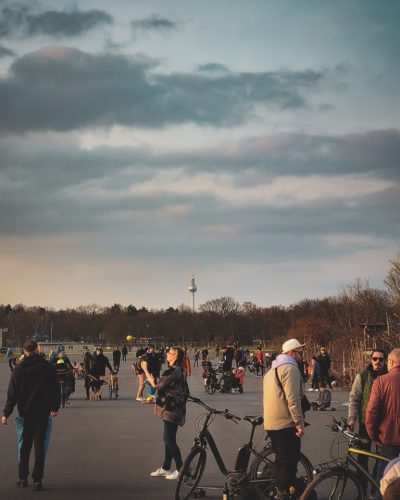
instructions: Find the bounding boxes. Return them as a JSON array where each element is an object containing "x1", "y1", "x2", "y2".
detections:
[{"x1": 220, "y1": 370, "x2": 236, "y2": 393}]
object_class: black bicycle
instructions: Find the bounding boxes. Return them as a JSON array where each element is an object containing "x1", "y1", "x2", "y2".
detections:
[{"x1": 175, "y1": 395, "x2": 313, "y2": 500}]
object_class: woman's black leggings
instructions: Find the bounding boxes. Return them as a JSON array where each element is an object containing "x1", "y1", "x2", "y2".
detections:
[{"x1": 162, "y1": 421, "x2": 183, "y2": 471}]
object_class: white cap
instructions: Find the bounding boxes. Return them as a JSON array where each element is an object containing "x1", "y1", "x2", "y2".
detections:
[{"x1": 282, "y1": 338, "x2": 306, "y2": 354}]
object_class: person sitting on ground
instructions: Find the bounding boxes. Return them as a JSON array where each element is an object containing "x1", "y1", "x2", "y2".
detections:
[{"x1": 311, "y1": 383, "x2": 331, "y2": 411}]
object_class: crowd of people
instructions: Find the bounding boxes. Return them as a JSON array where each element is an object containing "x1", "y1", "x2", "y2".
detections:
[{"x1": 2, "y1": 339, "x2": 400, "y2": 499}]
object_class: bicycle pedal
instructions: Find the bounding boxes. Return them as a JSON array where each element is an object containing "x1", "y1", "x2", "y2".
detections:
[{"x1": 194, "y1": 488, "x2": 206, "y2": 497}]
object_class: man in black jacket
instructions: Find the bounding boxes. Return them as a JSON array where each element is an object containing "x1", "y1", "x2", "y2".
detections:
[
  {"x1": 316, "y1": 347, "x2": 332, "y2": 388},
  {"x1": 2, "y1": 340, "x2": 60, "y2": 490},
  {"x1": 89, "y1": 347, "x2": 114, "y2": 399}
]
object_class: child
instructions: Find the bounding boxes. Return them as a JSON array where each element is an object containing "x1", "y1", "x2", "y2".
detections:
[{"x1": 234, "y1": 366, "x2": 245, "y2": 393}]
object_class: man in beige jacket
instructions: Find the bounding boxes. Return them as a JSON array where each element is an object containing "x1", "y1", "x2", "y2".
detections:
[{"x1": 263, "y1": 338, "x2": 306, "y2": 499}]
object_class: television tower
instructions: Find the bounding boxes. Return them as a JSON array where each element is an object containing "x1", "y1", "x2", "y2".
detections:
[{"x1": 188, "y1": 249, "x2": 197, "y2": 312}]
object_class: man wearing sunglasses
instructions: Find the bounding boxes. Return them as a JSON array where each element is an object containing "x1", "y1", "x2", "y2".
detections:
[{"x1": 348, "y1": 349, "x2": 387, "y2": 497}]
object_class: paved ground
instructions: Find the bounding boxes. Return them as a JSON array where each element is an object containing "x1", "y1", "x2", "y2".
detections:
[{"x1": 0, "y1": 355, "x2": 351, "y2": 499}]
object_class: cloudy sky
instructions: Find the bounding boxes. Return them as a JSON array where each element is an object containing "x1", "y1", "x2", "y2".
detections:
[{"x1": 0, "y1": 0, "x2": 399, "y2": 310}]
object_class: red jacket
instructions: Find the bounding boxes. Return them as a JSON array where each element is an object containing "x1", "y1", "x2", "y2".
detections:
[{"x1": 366, "y1": 366, "x2": 400, "y2": 445}]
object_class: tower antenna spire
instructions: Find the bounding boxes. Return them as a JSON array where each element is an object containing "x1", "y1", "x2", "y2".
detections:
[{"x1": 188, "y1": 248, "x2": 197, "y2": 312}]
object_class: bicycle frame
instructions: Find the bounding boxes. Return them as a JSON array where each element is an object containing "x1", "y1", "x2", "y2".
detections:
[
  {"x1": 345, "y1": 446, "x2": 391, "y2": 490},
  {"x1": 196, "y1": 412, "x2": 260, "y2": 477}
]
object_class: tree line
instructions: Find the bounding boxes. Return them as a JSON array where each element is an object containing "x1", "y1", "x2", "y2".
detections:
[{"x1": 1, "y1": 252, "x2": 399, "y2": 357}]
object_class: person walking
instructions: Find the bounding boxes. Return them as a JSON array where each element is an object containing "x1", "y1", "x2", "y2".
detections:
[
  {"x1": 145, "y1": 345, "x2": 161, "y2": 400},
  {"x1": 112, "y1": 347, "x2": 121, "y2": 372},
  {"x1": 193, "y1": 349, "x2": 200, "y2": 367},
  {"x1": 348, "y1": 348, "x2": 387, "y2": 496},
  {"x1": 255, "y1": 347, "x2": 265, "y2": 376},
  {"x1": 366, "y1": 349, "x2": 400, "y2": 486},
  {"x1": 2, "y1": 340, "x2": 60, "y2": 490},
  {"x1": 132, "y1": 352, "x2": 147, "y2": 401},
  {"x1": 308, "y1": 355, "x2": 320, "y2": 391},
  {"x1": 263, "y1": 338, "x2": 306, "y2": 500},
  {"x1": 83, "y1": 349, "x2": 94, "y2": 400},
  {"x1": 121, "y1": 345, "x2": 128, "y2": 362},
  {"x1": 6, "y1": 346, "x2": 16, "y2": 372},
  {"x1": 89, "y1": 347, "x2": 113, "y2": 399},
  {"x1": 316, "y1": 347, "x2": 332, "y2": 388},
  {"x1": 149, "y1": 346, "x2": 188, "y2": 480}
]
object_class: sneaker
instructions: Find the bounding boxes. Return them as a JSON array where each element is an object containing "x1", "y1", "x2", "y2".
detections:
[
  {"x1": 136, "y1": 397, "x2": 144, "y2": 401},
  {"x1": 307, "y1": 388, "x2": 314, "y2": 392},
  {"x1": 165, "y1": 470, "x2": 179, "y2": 480},
  {"x1": 150, "y1": 467, "x2": 171, "y2": 477},
  {"x1": 314, "y1": 388, "x2": 319, "y2": 392},
  {"x1": 33, "y1": 481, "x2": 43, "y2": 491},
  {"x1": 16, "y1": 479, "x2": 28, "y2": 488}
]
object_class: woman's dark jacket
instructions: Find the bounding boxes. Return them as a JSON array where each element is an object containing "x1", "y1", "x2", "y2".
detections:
[{"x1": 155, "y1": 366, "x2": 188, "y2": 426}]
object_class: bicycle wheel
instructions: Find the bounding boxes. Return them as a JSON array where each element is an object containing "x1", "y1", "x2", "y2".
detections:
[
  {"x1": 301, "y1": 467, "x2": 363, "y2": 500},
  {"x1": 175, "y1": 447, "x2": 207, "y2": 500},
  {"x1": 205, "y1": 380, "x2": 216, "y2": 394},
  {"x1": 250, "y1": 445, "x2": 313, "y2": 500}
]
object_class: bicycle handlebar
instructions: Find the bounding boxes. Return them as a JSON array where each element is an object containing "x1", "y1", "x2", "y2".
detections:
[
  {"x1": 330, "y1": 417, "x2": 370, "y2": 446},
  {"x1": 187, "y1": 395, "x2": 241, "y2": 422}
]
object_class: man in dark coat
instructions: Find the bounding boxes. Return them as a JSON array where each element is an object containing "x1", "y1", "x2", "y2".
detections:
[
  {"x1": 112, "y1": 347, "x2": 121, "y2": 372},
  {"x1": 316, "y1": 347, "x2": 332, "y2": 388},
  {"x1": 2, "y1": 340, "x2": 60, "y2": 490}
]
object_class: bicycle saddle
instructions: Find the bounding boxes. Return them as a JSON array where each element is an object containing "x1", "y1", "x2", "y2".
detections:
[{"x1": 243, "y1": 416, "x2": 263, "y2": 426}]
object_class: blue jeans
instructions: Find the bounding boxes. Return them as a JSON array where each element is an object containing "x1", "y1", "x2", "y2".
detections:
[
  {"x1": 16, "y1": 415, "x2": 52, "y2": 481},
  {"x1": 145, "y1": 380, "x2": 156, "y2": 396},
  {"x1": 162, "y1": 421, "x2": 182, "y2": 471}
]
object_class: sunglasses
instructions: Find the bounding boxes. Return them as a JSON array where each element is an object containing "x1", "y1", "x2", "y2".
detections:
[{"x1": 372, "y1": 357, "x2": 384, "y2": 362}]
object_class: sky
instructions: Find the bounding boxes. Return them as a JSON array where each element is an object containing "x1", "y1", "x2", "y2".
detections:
[{"x1": 0, "y1": 0, "x2": 399, "y2": 310}]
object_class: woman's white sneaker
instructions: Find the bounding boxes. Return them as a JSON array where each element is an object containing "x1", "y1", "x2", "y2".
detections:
[
  {"x1": 150, "y1": 467, "x2": 171, "y2": 477},
  {"x1": 165, "y1": 470, "x2": 179, "y2": 480}
]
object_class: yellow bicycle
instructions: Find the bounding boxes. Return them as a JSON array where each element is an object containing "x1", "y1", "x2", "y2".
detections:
[{"x1": 300, "y1": 418, "x2": 391, "y2": 499}]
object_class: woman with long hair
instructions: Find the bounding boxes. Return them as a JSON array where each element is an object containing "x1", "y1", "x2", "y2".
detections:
[{"x1": 149, "y1": 346, "x2": 188, "y2": 480}]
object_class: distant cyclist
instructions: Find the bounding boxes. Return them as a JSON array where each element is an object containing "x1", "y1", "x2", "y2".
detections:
[{"x1": 112, "y1": 347, "x2": 121, "y2": 372}]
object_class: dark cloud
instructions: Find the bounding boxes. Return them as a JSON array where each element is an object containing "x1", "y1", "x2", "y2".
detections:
[
  {"x1": 0, "y1": 47, "x2": 328, "y2": 133},
  {"x1": 131, "y1": 14, "x2": 176, "y2": 32},
  {"x1": 0, "y1": 4, "x2": 112, "y2": 39},
  {"x1": 0, "y1": 129, "x2": 398, "y2": 248},
  {"x1": 0, "y1": 43, "x2": 15, "y2": 57},
  {"x1": 197, "y1": 63, "x2": 230, "y2": 73}
]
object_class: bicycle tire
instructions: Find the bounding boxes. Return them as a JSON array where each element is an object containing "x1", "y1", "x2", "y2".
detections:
[
  {"x1": 205, "y1": 381, "x2": 216, "y2": 394},
  {"x1": 301, "y1": 467, "x2": 363, "y2": 500},
  {"x1": 250, "y1": 445, "x2": 313, "y2": 500},
  {"x1": 175, "y1": 446, "x2": 207, "y2": 500}
]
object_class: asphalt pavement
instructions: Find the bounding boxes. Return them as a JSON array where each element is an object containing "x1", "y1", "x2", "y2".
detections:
[{"x1": 0, "y1": 355, "x2": 351, "y2": 499}]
